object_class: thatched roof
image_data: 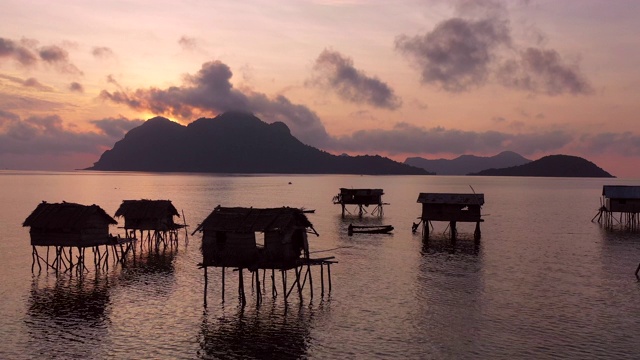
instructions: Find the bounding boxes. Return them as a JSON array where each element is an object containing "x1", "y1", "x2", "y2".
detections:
[
  {"x1": 193, "y1": 206, "x2": 314, "y2": 234},
  {"x1": 23, "y1": 201, "x2": 117, "y2": 228},
  {"x1": 114, "y1": 199, "x2": 179, "y2": 219},
  {"x1": 603, "y1": 185, "x2": 640, "y2": 199},
  {"x1": 417, "y1": 193, "x2": 484, "y2": 205},
  {"x1": 339, "y1": 188, "x2": 384, "y2": 195}
]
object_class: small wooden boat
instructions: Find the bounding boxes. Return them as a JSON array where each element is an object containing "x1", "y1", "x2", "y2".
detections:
[{"x1": 348, "y1": 224, "x2": 394, "y2": 236}]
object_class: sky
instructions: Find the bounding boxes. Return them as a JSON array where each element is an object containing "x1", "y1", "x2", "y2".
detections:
[{"x1": 1, "y1": 0, "x2": 639, "y2": 178}]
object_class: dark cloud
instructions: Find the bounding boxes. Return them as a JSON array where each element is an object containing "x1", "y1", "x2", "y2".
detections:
[
  {"x1": 0, "y1": 114, "x2": 143, "y2": 156},
  {"x1": 395, "y1": 2, "x2": 592, "y2": 96},
  {"x1": 38, "y1": 45, "x2": 83, "y2": 75},
  {"x1": 496, "y1": 47, "x2": 593, "y2": 95},
  {"x1": 90, "y1": 117, "x2": 145, "y2": 138},
  {"x1": 100, "y1": 60, "x2": 332, "y2": 147},
  {"x1": 92, "y1": 46, "x2": 115, "y2": 59},
  {"x1": 69, "y1": 82, "x2": 84, "y2": 93},
  {"x1": 0, "y1": 92, "x2": 70, "y2": 112},
  {"x1": 329, "y1": 122, "x2": 572, "y2": 156},
  {"x1": 178, "y1": 36, "x2": 198, "y2": 51},
  {"x1": 0, "y1": 109, "x2": 20, "y2": 126},
  {"x1": 578, "y1": 132, "x2": 640, "y2": 157},
  {"x1": 0, "y1": 37, "x2": 38, "y2": 66},
  {"x1": 310, "y1": 49, "x2": 402, "y2": 109},
  {"x1": 395, "y1": 16, "x2": 511, "y2": 92}
]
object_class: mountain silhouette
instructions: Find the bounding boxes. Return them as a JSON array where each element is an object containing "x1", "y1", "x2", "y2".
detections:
[
  {"x1": 86, "y1": 111, "x2": 431, "y2": 175},
  {"x1": 468, "y1": 154, "x2": 614, "y2": 177},
  {"x1": 404, "y1": 151, "x2": 531, "y2": 175}
]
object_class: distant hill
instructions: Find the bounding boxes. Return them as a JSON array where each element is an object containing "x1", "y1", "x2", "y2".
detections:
[
  {"x1": 86, "y1": 112, "x2": 431, "y2": 175},
  {"x1": 468, "y1": 154, "x2": 614, "y2": 177},
  {"x1": 404, "y1": 151, "x2": 531, "y2": 175}
]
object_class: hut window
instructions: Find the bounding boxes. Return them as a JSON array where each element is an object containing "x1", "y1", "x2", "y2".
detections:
[{"x1": 256, "y1": 232, "x2": 265, "y2": 248}]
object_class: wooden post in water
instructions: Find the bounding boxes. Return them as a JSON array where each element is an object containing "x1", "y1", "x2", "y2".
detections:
[
  {"x1": 450, "y1": 221, "x2": 457, "y2": 241},
  {"x1": 295, "y1": 266, "x2": 303, "y2": 301},
  {"x1": 307, "y1": 264, "x2": 314, "y2": 299},
  {"x1": 221, "y1": 267, "x2": 225, "y2": 303},
  {"x1": 203, "y1": 266, "x2": 208, "y2": 308},
  {"x1": 327, "y1": 263, "x2": 332, "y2": 292},
  {"x1": 271, "y1": 269, "x2": 277, "y2": 298},
  {"x1": 255, "y1": 270, "x2": 262, "y2": 305},
  {"x1": 282, "y1": 270, "x2": 288, "y2": 301},
  {"x1": 320, "y1": 264, "x2": 325, "y2": 296},
  {"x1": 239, "y1": 268, "x2": 246, "y2": 307},
  {"x1": 474, "y1": 221, "x2": 481, "y2": 241}
]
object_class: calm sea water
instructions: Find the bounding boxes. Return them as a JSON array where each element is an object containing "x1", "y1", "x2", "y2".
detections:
[{"x1": 1, "y1": 171, "x2": 640, "y2": 359}]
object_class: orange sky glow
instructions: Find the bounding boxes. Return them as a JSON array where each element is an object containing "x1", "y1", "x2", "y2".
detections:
[{"x1": 1, "y1": 0, "x2": 639, "y2": 177}]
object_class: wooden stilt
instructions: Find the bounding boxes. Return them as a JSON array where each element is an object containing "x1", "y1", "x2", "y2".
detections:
[
  {"x1": 222, "y1": 267, "x2": 225, "y2": 303},
  {"x1": 307, "y1": 264, "x2": 313, "y2": 299},
  {"x1": 271, "y1": 269, "x2": 277, "y2": 298},
  {"x1": 474, "y1": 221, "x2": 481, "y2": 241},
  {"x1": 204, "y1": 266, "x2": 208, "y2": 308},
  {"x1": 239, "y1": 268, "x2": 246, "y2": 306},
  {"x1": 320, "y1": 264, "x2": 324, "y2": 296},
  {"x1": 327, "y1": 263, "x2": 332, "y2": 292},
  {"x1": 295, "y1": 266, "x2": 303, "y2": 300},
  {"x1": 255, "y1": 271, "x2": 261, "y2": 305},
  {"x1": 282, "y1": 270, "x2": 287, "y2": 301}
]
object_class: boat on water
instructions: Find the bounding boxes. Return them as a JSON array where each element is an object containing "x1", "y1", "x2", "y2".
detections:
[{"x1": 348, "y1": 224, "x2": 394, "y2": 236}]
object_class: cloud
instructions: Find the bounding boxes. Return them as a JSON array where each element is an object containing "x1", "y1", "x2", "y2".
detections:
[
  {"x1": 23, "y1": 77, "x2": 53, "y2": 91},
  {"x1": 69, "y1": 82, "x2": 84, "y2": 93},
  {"x1": 100, "y1": 60, "x2": 332, "y2": 147},
  {"x1": 578, "y1": 132, "x2": 640, "y2": 157},
  {"x1": 395, "y1": 16, "x2": 511, "y2": 92},
  {"x1": 395, "y1": 2, "x2": 592, "y2": 96},
  {"x1": 496, "y1": 47, "x2": 593, "y2": 95},
  {"x1": 0, "y1": 109, "x2": 20, "y2": 126},
  {"x1": 329, "y1": 122, "x2": 573, "y2": 156},
  {"x1": 92, "y1": 46, "x2": 115, "y2": 59},
  {"x1": 90, "y1": 117, "x2": 144, "y2": 138},
  {"x1": 0, "y1": 74, "x2": 53, "y2": 91},
  {"x1": 178, "y1": 36, "x2": 198, "y2": 51},
  {"x1": 38, "y1": 45, "x2": 83, "y2": 75},
  {"x1": 310, "y1": 49, "x2": 402, "y2": 109},
  {"x1": 0, "y1": 114, "x2": 143, "y2": 156},
  {"x1": 0, "y1": 37, "x2": 38, "y2": 66},
  {"x1": 0, "y1": 92, "x2": 69, "y2": 112}
]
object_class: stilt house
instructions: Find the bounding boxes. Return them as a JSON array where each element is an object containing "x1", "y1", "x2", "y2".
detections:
[
  {"x1": 596, "y1": 185, "x2": 640, "y2": 231},
  {"x1": 333, "y1": 188, "x2": 387, "y2": 217},
  {"x1": 602, "y1": 185, "x2": 640, "y2": 213},
  {"x1": 23, "y1": 201, "x2": 117, "y2": 247},
  {"x1": 193, "y1": 206, "x2": 318, "y2": 270},
  {"x1": 417, "y1": 193, "x2": 484, "y2": 240},
  {"x1": 114, "y1": 199, "x2": 182, "y2": 231}
]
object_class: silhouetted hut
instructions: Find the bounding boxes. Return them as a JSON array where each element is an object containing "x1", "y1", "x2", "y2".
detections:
[
  {"x1": 194, "y1": 206, "x2": 316, "y2": 270},
  {"x1": 193, "y1": 206, "x2": 334, "y2": 307},
  {"x1": 417, "y1": 193, "x2": 484, "y2": 240},
  {"x1": 115, "y1": 199, "x2": 186, "y2": 246},
  {"x1": 23, "y1": 201, "x2": 121, "y2": 274},
  {"x1": 595, "y1": 185, "x2": 640, "y2": 230},
  {"x1": 24, "y1": 201, "x2": 117, "y2": 247},
  {"x1": 333, "y1": 188, "x2": 387, "y2": 217}
]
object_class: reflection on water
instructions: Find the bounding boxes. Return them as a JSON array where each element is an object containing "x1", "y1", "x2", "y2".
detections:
[
  {"x1": 198, "y1": 301, "x2": 322, "y2": 360},
  {"x1": 25, "y1": 274, "x2": 112, "y2": 359},
  {"x1": 421, "y1": 235, "x2": 481, "y2": 256}
]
